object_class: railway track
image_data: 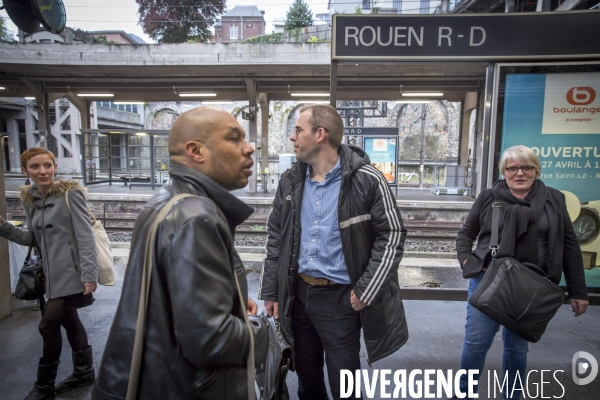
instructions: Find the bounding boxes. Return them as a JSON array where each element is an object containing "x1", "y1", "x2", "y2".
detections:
[
  {"x1": 6, "y1": 195, "x2": 466, "y2": 241},
  {"x1": 7, "y1": 212, "x2": 461, "y2": 240}
]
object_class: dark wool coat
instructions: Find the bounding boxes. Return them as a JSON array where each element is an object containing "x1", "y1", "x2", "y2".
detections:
[
  {"x1": 456, "y1": 186, "x2": 588, "y2": 300},
  {"x1": 259, "y1": 144, "x2": 409, "y2": 364}
]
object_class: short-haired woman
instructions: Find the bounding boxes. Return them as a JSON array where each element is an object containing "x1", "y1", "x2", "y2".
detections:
[
  {"x1": 0, "y1": 147, "x2": 98, "y2": 400},
  {"x1": 453, "y1": 145, "x2": 589, "y2": 399}
]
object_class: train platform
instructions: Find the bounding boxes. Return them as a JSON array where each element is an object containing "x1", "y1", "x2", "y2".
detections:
[
  {"x1": 1, "y1": 260, "x2": 599, "y2": 400},
  {"x1": 2, "y1": 177, "x2": 475, "y2": 204}
]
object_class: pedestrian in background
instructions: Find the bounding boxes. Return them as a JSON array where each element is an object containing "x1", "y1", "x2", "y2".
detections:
[
  {"x1": 0, "y1": 147, "x2": 98, "y2": 400},
  {"x1": 454, "y1": 145, "x2": 588, "y2": 399},
  {"x1": 259, "y1": 104, "x2": 408, "y2": 400}
]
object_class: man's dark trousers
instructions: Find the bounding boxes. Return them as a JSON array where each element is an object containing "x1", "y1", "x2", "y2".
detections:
[{"x1": 292, "y1": 279, "x2": 362, "y2": 400}]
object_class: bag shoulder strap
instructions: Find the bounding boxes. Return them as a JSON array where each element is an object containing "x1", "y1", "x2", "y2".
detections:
[
  {"x1": 126, "y1": 193, "x2": 195, "y2": 400},
  {"x1": 490, "y1": 201, "x2": 501, "y2": 257},
  {"x1": 65, "y1": 189, "x2": 98, "y2": 223},
  {"x1": 233, "y1": 267, "x2": 256, "y2": 400}
]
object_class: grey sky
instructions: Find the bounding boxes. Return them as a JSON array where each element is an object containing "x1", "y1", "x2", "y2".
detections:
[{"x1": 1, "y1": 0, "x2": 331, "y2": 43}]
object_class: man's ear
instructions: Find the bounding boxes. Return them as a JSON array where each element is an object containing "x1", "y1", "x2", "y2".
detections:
[
  {"x1": 184, "y1": 140, "x2": 206, "y2": 163},
  {"x1": 316, "y1": 128, "x2": 328, "y2": 144}
]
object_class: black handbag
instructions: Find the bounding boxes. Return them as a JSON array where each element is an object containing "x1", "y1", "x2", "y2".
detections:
[
  {"x1": 255, "y1": 311, "x2": 295, "y2": 400},
  {"x1": 469, "y1": 202, "x2": 565, "y2": 343},
  {"x1": 15, "y1": 237, "x2": 47, "y2": 313}
]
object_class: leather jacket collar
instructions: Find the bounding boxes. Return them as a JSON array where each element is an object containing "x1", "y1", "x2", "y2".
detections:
[{"x1": 169, "y1": 163, "x2": 253, "y2": 228}]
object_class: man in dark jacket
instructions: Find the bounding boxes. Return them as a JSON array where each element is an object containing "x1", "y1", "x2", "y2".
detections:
[
  {"x1": 93, "y1": 107, "x2": 268, "y2": 400},
  {"x1": 259, "y1": 105, "x2": 409, "y2": 400}
]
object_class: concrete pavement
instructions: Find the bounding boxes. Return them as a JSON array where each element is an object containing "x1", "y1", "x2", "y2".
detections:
[{"x1": 1, "y1": 259, "x2": 599, "y2": 400}]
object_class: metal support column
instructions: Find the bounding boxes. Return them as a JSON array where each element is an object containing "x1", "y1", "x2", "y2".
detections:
[
  {"x1": 20, "y1": 78, "x2": 48, "y2": 149},
  {"x1": 330, "y1": 61, "x2": 337, "y2": 107},
  {"x1": 481, "y1": 63, "x2": 496, "y2": 191},
  {"x1": 0, "y1": 146, "x2": 11, "y2": 320},
  {"x1": 243, "y1": 78, "x2": 258, "y2": 193},
  {"x1": 258, "y1": 93, "x2": 270, "y2": 193},
  {"x1": 419, "y1": 103, "x2": 427, "y2": 189}
]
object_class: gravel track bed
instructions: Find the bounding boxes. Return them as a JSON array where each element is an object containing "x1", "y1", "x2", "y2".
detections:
[{"x1": 108, "y1": 232, "x2": 457, "y2": 253}]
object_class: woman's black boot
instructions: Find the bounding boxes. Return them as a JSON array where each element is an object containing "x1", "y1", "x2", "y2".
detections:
[
  {"x1": 24, "y1": 360, "x2": 59, "y2": 400},
  {"x1": 54, "y1": 346, "x2": 95, "y2": 394}
]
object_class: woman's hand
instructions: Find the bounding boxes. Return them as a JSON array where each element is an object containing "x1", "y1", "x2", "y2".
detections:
[
  {"x1": 571, "y1": 299, "x2": 589, "y2": 317},
  {"x1": 83, "y1": 282, "x2": 97, "y2": 295}
]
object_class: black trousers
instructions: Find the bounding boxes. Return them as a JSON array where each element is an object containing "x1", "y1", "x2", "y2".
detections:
[{"x1": 292, "y1": 279, "x2": 362, "y2": 400}]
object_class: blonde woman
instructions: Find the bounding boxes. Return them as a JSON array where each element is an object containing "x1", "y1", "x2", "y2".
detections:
[
  {"x1": 0, "y1": 147, "x2": 98, "y2": 400},
  {"x1": 453, "y1": 145, "x2": 588, "y2": 399}
]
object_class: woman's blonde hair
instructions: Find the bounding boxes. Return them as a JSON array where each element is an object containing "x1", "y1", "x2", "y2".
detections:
[{"x1": 498, "y1": 145, "x2": 541, "y2": 179}]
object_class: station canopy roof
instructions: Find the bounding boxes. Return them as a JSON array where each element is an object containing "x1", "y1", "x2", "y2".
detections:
[{"x1": 0, "y1": 43, "x2": 487, "y2": 103}]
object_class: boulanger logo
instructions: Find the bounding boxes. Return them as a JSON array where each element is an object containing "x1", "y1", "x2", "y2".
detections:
[
  {"x1": 566, "y1": 87, "x2": 596, "y2": 105},
  {"x1": 572, "y1": 351, "x2": 598, "y2": 385}
]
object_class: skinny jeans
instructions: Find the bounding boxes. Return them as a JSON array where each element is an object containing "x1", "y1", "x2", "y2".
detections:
[{"x1": 458, "y1": 272, "x2": 530, "y2": 400}]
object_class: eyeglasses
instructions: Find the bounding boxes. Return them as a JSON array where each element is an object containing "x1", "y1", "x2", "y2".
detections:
[
  {"x1": 505, "y1": 165, "x2": 535, "y2": 174},
  {"x1": 293, "y1": 126, "x2": 329, "y2": 136}
]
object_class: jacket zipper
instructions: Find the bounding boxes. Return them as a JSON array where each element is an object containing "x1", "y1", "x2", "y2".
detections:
[{"x1": 41, "y1": 198, "x2": 51, "y2": 296}]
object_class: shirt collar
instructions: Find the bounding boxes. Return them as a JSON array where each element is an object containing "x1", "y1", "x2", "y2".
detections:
[{"x1": 306, "y1": 156, "x2": 341, "y2": 183}]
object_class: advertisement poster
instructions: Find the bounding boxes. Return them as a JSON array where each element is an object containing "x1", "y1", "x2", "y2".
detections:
[
  {"x1": 501, "y1": 72, "x2": 600, "y2": 279},
  {"x1": 364, "y1": 137, "x2": 397, "y2": 184},
  {"x1": 501, "y1": 72, "x2": 600, "y2": 202}
]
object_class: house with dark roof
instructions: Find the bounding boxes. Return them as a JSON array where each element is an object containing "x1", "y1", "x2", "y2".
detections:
[
  {"x1": 90, "y1": 31, "x2": 146, "y2": 44},
  {"x1": 214, "y1": 6, "x2": 265, "y2": 43}
]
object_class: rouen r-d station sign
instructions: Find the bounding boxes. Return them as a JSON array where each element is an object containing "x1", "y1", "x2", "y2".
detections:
[{"x1": 332, "y1": 11, "x2": 600, "y2": 61}]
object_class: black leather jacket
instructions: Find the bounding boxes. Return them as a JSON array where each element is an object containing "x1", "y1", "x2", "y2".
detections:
[
  {"x1": 93, "y1": 163, "x2": 267, "y2": 400},
  {"x1": 259, "y1": 144, "x2": 409, "y2": 364}
]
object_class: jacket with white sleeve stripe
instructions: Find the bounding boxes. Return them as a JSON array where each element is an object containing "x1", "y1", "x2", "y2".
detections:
[{"x1": 259, "y1": 144, "x2": 409, "y2": 363}]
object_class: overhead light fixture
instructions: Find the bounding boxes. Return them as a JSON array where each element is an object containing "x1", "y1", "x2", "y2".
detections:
[
  {"x1": 135, "y1": 132, "x2": 147, "y2": 136},
  {"x1": 202, "y1": 101, "x2": 234, "y2": 104},
  {"x1": 178, "y1": 93, "x2": 217, "y2": 97},
  {"x1": 296, "y1": 100, "x2": 330, "y2": 104},
  {"x1": 291, "y1": 93, "x2": 330, "y2": 97},
  {"x1": 0, "y1": 87, "x2": 5, "y2": 90},
  {"x1": 24, "y1": 97, "x2": 36, "y2": 100},
  {"x1": 395, "y1": 100, "x2": 430, "y2": 104},
  {"x1": 77, "y1": 93, "x2": 114, "y2": 97},
  {"x1": 402, "y1": 92, "x2": 443, "y2": 97},
  {"x1": 109, "y1": 131, "x2": 122, "y2": 134},
  {"x1": 113, "y1": 101, "x2": 145, "y2": 105}
]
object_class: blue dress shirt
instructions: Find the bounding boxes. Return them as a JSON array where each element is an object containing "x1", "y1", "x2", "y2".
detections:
[{"x1": 298, "y1": 157, "x2": 350, "y2": 284}]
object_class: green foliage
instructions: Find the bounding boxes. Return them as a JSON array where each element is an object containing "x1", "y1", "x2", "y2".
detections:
[
  {"x1": 287, "y1": 27, "x2": 302, "y2": 42},
  {"x1": 0, "y1": 18, "x2": 16, "y2": 42},
  {"x1": 136, "y1": 0, "x2": 225, "y2": 43},
  {"x1": 355, "y1": 7, "x2": 363, "y2": 14},
  {"x1": 250, "y1": 225, "x2": 266, "y2": 232},
  {"x1": 285, "y1": 0, "x2": 313, "y2": 31},
  {"x1": 371, "y1": 7, "x2": 381, "y2": 14},
  {"x1": 307, "y1": 36, "x2": 328, "y2": 43},
  {"x1": 95, "y1": 35, "x2": 118, "y2": 45},
  {"x1": 243, "y1": 33, "x2": 284, "y2": 44}
]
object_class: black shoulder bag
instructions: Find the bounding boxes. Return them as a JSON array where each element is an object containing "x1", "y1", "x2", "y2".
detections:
[
  {"x1": 468, "y1": 201, "x2": 565, "y2": 343},
  {"x1": 15, "y1": 236, "x2": 47, "y2": 313}
]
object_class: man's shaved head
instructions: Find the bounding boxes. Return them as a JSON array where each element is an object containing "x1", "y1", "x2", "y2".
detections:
[
  {"x1": 168, "y1": 106, "x2": 254, "y2": 190},
  {"x1": 169, "y1": 107, "x2": 233, "y2": 158}
]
